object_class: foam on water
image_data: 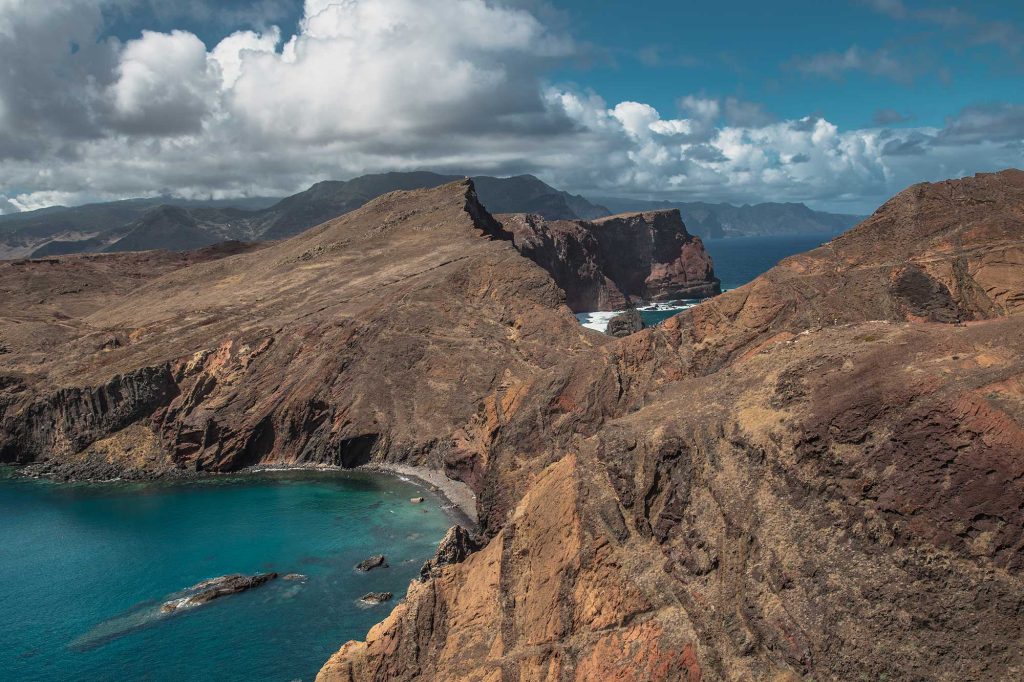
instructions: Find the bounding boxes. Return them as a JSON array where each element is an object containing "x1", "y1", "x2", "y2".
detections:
[{"x1": 575, "y1": 299, "x2": 704, "y2": 333}]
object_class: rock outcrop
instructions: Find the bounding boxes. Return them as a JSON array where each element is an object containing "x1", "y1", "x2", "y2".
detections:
[
  {"x1": 358, "y1": 592, "x2": 393, "y2": 605},
  {"x1": 318, "y1": 170, "x2": 1024, "y2": 681},
  {"x1": 500, "y1": 209, "x2": 720, "y2": 312},
  {"x1": 3, "y1": 171, "x2": 1024, "y2": 681},
  {"x1": 418, "y1": 525, "x2": 480, "y2": 582},
  {"x1": 161, "y1": 573, "x2": 279, "y2": 613},
  {"x1": 605, "y1": 308, "x2": 644, "y2": 337},
  {"x1": 355, "y1": 555, "x2": 388, "y2": 572}
]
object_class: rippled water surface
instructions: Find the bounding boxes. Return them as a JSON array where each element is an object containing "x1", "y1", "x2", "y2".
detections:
[{"x1": 0, "y1": 468, "x2": 451, "y2": 681}]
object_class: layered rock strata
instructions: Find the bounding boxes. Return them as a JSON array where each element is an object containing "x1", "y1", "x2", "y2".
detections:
[
  {"x1": 3, "y1": 172, "x2": 1024, "y2": 680},
  {"x1": 500, "y1": 209, "x2": 720, "y2": 312}
]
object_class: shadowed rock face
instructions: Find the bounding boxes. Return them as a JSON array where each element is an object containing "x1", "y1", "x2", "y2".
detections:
[
  {"x1": 317, "y1": 171, "x2": 1024, "y2": 682},
  {"x1": 0, "y1": 181, "x2": 603, "y2": 479},
  {"x1": 3, "y1": 172, "x2": 1024, "y2": 680},
  {"x1": 605, "y1": 308, "x2": 644, "y2": 337},
  {"x1": 500, "y1": 209, "x2": 720, "y2": 312}
]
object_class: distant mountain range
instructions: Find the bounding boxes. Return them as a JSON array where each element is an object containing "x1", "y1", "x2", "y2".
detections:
[
  {"x1": 594, "y1": 196, "x2": 864, "y2": 239},
  {"x1": 0, "y1": 171, "x2": 864, "y2": 258},
  {"x1": 0, "y1": 172, "x2": 609, "y2": 259}
]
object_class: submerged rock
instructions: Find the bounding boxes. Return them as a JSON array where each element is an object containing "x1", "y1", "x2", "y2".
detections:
[
  {"x1": 604, "y1": 309, "x2": 645, "y2": 337},
  {"x1": 355, "y1": 555, "x2": 388, "y2": 572},
  {"x1": 359, "y1": 592, "x2": 393, "y2": 605},
  {"x1": 160, "y1": 572, "x2": 278, "y2": 613},
  {"x1": 282, "y1": 573, "x2": 307, "y2": 581}
]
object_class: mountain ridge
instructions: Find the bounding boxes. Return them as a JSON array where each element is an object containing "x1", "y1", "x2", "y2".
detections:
[
  {"x1": 593, "y1": 195, "x2": 864, "y2": 238},
  {"x1": 1, "y1": 171, "x2": 1023, "y2": 680},
  {"x1": 0, "y1": 172, "x2": 611, "y2": 259}
]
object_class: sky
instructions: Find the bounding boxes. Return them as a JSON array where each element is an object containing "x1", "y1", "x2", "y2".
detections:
[{"x1": 0, "y1": 0, "x2": 1021, "y2": 214}]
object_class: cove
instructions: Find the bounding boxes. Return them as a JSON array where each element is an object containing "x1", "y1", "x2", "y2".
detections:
[{"x1": 0, "y1": 467, "x2": 453, "y2": 681}]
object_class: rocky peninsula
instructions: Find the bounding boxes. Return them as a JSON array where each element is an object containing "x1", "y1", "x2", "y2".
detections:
[{"x1": 2, "y1": 172, "x2": 1023, "y2": 680}]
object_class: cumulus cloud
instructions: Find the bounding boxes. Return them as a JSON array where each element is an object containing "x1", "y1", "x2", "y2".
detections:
[
  {"x1": 110, "y1": 29, "x2": 218, "y2": 134},
  {"x1": 935, "y1": 103, "x2": 1024, "y2": 146},
  {"x1": 0, "y1": 0, "x2": 1021, "y2": 215}
]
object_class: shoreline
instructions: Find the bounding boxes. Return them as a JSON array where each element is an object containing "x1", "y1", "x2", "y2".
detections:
[
  {"x1": 242, "y1": 462, "x2": 478, "y2": 530},
  {"x1": 7, "y1": 461, "x2": 478, "y2": 532}
]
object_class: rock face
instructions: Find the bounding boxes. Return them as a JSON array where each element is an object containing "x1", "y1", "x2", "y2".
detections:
[
  {"x1": 419, "y1": 525, "x2": 480, "y2": 582},
  {"x1": 161, "y1": 573, "x2": 278, "y2": 613},
  {"x1": 355, "y1": 555, "x2": 388, "y2": 572},
  {"x1": 500, "y1": 209, "x2": 720, "y2": 312},
  {"x1": 317, "y1": 170, "x2": 1024, "y2": 682},
  {"x1": 605, "y1": 308, "x2": 644, "y2": 337},
  {"x1": 0, "y1": 181, "x2": 600, "y2": 480},
  {"x1": 3, "y1": 171, "x2": 1024, "y2": 681}
]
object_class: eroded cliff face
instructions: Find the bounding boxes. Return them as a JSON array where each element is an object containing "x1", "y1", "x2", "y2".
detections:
[
  {"x1": 0, "y1": 181, "x2": 604, "y2": 477},
  {"x1": 500, "y1": 209, "x2": 720, "y2": 312},
  {"x1": 3, "y1": 171, "x2": 1024, "y2": 680},
  {"x1": 319, "y1": 171, "x2": 1024, "y2": 681}
]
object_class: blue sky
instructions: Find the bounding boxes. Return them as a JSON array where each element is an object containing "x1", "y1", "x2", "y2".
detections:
[
  {"x1": 551, "y1": 0, "x2": 1023, "y2": 129},
  {"x1": 1, "y1": 0, "x2": 1022, "y2": 213}
]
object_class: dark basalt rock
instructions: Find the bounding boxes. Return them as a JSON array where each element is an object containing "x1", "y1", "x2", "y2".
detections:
[
  {"x1": 420, "y1": 525, "x2": 480, "y2": 581},
  {"x1": 160, "y1": 572, "x2": 278, "y2": 613},
  {"x1": 605, "y1": 309, "x2": 645, "y2": 337},
  {"x1": 355, "y1": 555, "x2": 388, "y2": 572},
  {"x1": 499, "y1": 209, "x2": 720, "y2": 312},
  {"x1": 359, "y1": 592, "x2": 393, "y2": 605}
]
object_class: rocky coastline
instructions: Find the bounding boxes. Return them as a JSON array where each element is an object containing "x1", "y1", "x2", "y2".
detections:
[{"x1": 4, "y1": 174, "x2": 1024, "y2": 680}]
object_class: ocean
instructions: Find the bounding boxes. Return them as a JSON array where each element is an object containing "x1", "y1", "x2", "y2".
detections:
[
  {"x1": 577, "y1": 234, "x2": 828, "y2": 331},
  {"x1": 0, "y1": 468, "x2": 452, "y2": 681}
]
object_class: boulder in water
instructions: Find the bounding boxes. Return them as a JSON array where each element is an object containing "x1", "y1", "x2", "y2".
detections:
[
  {"x1": 355, "y1": 555, "x2": 388, "y2": 572},
  {"x1": 160, "y1": 572, "x2": 278, "y2": 613},
  {"x1": 605, "y1": 308, "x2": 645, "y2": 337},
  {"x1": 359, "y1": 592, "x2": 393, "y2": 605}
]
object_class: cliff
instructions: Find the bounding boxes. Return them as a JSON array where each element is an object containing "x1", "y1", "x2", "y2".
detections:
[
  {"x1": 318, "y1": 170, "x2": 1024, "y2": 681},
  {"x1": 501, "y1": 209, "x2": 720, "y2": 312},
  {"x1": 0, "y1": 181, "x2": 602, "y2": 478},
  {"x1": 2, "y1": 171, "x2": 1023, "y2": 680}
]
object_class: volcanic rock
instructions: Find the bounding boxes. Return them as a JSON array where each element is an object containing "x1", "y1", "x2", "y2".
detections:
[
  {"x1": 160, "y1": 573, "x2": 278, "y2": 613},
  {"x1": 359, "y1": 592, "x2": 393, "y2": 605},
  {"x1": 500, "y1": 209, "x2": 720, "y2": 311},
  {"x1": 4, "y1": 170, "x2": 1024, "y2": 681},
  {"x1": 419, "y1": 525, "x2": 480, "y2": 582},
  {"x1": 317, "y1": 170, "x2": 1024, "y2": 682},
  {"x1": 0, "y1": 180, "x2": 599, "y2": 476},
  {"x1": 604, "y1": 308, "x2": 644, "y2": 337},
  {"x1": 355, "y1": 555, "x2": 388, "y2": 572}
]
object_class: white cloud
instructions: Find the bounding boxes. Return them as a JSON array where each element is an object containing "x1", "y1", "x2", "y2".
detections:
[
  {"x1": 209, "y1": 27, "x2": 280, "y2": 88},
  {"x1": 110, "y1": 29, "x2": 218, "y2": 134},
  {"x1": 0, "y1": 0, "x2": 1020, "y2": 216}
]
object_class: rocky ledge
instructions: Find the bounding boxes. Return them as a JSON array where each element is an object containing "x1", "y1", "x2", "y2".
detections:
[
  {"x1": 3, "y1": 172, "x2": 1024, "y2": 680},
  {"x1": 161, "y1": 573, "x2": 278, "y2": 613},
  {"x1": 500, "y1": 209, "x2": 720, "y2": 311}
]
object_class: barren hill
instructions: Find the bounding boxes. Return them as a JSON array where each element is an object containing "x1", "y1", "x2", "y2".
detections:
[{"x1": 2, "y1": 171, "x2": 1023, "y2": 680}]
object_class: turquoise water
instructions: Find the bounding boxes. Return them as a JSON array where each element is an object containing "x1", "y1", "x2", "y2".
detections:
[{"x1": 0, "y1": 467, "x2": 453, "y2": 681}]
